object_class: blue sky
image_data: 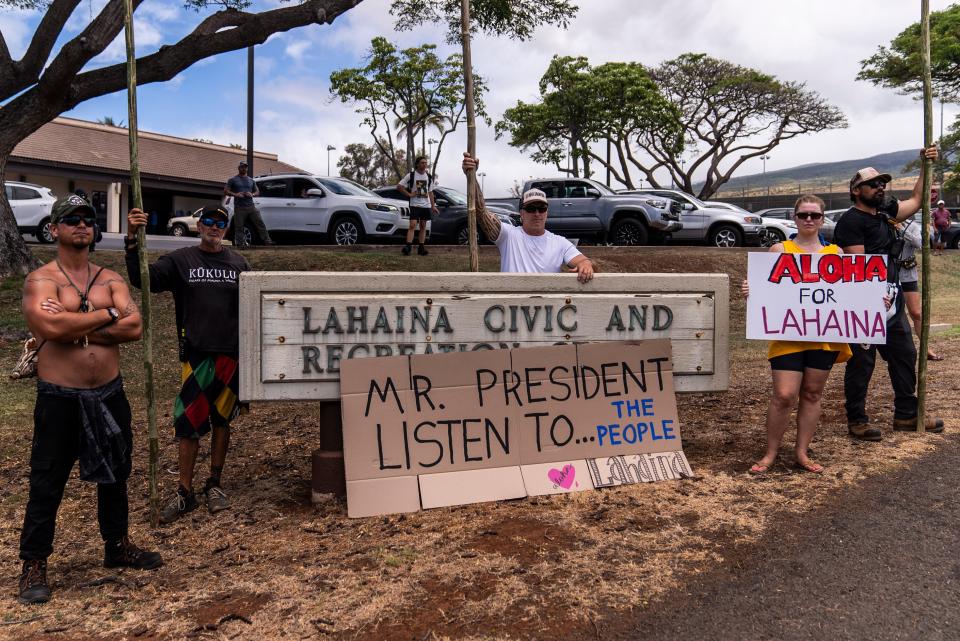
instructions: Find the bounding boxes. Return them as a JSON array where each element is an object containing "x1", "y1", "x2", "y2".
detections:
[{"x1": 1, "y1": 0, "x2": 957, "y2": 194}]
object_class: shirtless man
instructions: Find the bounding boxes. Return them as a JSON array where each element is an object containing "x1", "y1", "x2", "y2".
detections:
[{"x1": 18, "y1": 195, "x2": 162, "y2": 605}]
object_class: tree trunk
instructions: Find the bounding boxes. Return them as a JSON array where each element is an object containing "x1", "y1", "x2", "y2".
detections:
[
  {"x1": 0, "y1": 153, "x2": 40, "y2": 278},
  {"x1": 460, "y1": 0, "x2": 479, "y2": 272}
]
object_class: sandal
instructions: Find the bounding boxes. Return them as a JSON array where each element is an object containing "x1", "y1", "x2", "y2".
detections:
[
  {"x1": 927, "y1": 353, "x2": 945, "y2": 361},
  {"x1": 795, "y1": 461, "x2": 824, "y2": 474},
  {"x1": 749, "y1": 462, "x2": 773, "y2": 475}
]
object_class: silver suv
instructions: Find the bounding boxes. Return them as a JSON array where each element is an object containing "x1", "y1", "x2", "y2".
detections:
[
  {"x1": 6, "y1": 181, "x2": 57, "y2": 243},
  {"x1": 623, "y1": 189, "x2": 765, "y2": 247},
  {"x1": 226, "y1": 174, "x2": 411, "y2": 245}
]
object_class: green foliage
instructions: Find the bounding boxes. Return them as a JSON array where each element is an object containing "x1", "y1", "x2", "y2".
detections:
[
  {"x1": 646, "y1": 53, "x2": 846, "y2": 197},
  {"x1": 858, "y1": 4, "x2": 960, "y2": 102},
  {"x1": 496, "y1": 55, "x2": 683, "y2": 186},
  {"x1": 330, "y1": 37, "x2": 488, "y2": 175},
  {"x1": 498, "y1": 53, "x2": 845, "y2": 197},
  {"x1": 337, "y1": 140, "x2": 406, "y2": 188},
  {"x1": 389, "y1": 0, "x2": 578, "y2": 43}
]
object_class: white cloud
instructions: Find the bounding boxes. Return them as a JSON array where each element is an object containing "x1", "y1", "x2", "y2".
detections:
[
  {"x1": 72, "y1": 0, "x2": 956, "y2": 196},
  {"x1": 0, "y1": 7, "x2": 37, "y2": 59},
  {"x1": 284, "y1": 39, "x2": 312, "y2": 62}
]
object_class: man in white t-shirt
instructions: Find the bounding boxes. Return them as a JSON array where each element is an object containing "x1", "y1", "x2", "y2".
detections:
[
  {"x1": 461, "y1": 153, "x2": 594, "y2": 282},
  {"x1": 397, "y1": 156, "x2": 439, "y2": 256}
]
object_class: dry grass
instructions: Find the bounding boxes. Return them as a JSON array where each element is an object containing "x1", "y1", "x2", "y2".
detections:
[{"x1": 0, "y1": 245, "x2": 956, "y2": 640}]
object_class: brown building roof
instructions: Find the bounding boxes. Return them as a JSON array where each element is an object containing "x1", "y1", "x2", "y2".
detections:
[{"x1": 11, "y1": 117, "x2": 306, "y2": 186}]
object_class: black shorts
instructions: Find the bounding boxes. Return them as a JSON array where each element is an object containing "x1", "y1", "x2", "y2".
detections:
[
  {"x1": 409, "y1": 206, "x2": 432, "y2": 221},
  {"x1": 769, "y1": 349, "x2": 839, "y2": 372},
  {"x1": 901, "y1": 280, "x2": 919, "y2": 293}
]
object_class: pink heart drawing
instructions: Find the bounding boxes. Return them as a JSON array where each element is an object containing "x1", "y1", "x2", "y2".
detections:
[{"x1": 548, "y1": 464, "x2": 576, "y2": 490}]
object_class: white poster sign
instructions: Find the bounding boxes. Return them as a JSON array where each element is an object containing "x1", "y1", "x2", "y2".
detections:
[{"x1": 746, "y1": 252, "x2": 890, "y2": 345}]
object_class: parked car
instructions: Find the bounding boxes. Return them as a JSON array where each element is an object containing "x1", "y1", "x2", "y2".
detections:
[
  {"x1": 373, "y1": 184, "x2": 516, "y2": 244},
  {"x1": 224, "y1": 174, "x2": 411, "y2": 245},
  {"x1": 623, "y1": 189, "x2": 764, "y2": 247},
  {"x1": 167, "y1": 209, "x2": 202, "y2": 237},
  {"x1": 707, "y1": 201, "x2": 786, "y2": 247},
  {"x1": 6, "y1": 180, "x2": 57, "y2": 243},
  {"x1": 486, "y1": 178, "x2": 681, "y2": 245},
  {"x1": 755, "y1": 206, "x2": 837, "y2": 244}
]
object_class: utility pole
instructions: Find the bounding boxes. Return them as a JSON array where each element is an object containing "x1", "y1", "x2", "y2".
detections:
[
  {"x1": 326, "y1": 145, "x2": 336, "y2": 176},
  {"x1": 761, "y1": 154, "x2": 771, "y2": 208},
  {"x1": 246, "y1": 47, "x2": 254, "y2": 175},
  {"x1": 918, "y1": 0, "x2": 933, "y2": 431}
]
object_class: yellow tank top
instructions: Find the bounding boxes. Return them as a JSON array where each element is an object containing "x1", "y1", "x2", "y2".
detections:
[{"x1": 766, "y1": 240, "x2": 853, "y2": 363}]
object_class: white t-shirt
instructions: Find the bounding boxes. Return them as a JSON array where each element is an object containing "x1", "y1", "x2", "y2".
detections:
[
  {"x1": 398, "y1": 171, "x2": 435, "y2": 209},
  {"x1": 495, "y1": 223, "x2": 582, "y2": 273}
]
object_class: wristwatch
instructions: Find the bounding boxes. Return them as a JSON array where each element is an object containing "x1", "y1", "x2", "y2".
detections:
[
  {"x1": 123, "y1": 236, "x2": 138, "y2": 250},
  {"x1": 106, "y1": 307, "x2": 120, "y2": 324}
]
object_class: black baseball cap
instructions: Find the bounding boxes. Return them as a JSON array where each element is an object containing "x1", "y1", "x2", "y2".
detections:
[
  {"x1": 199, "y1": 206, "x2": 229, "y2": 221},
  {"x1": 238, "y1": 161, "x2": 248, "y2": 167}
]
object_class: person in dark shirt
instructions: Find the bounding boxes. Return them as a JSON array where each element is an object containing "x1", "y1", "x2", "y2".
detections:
[
  {"x1": 832, "y1": 147, "x2": 944, "y2": 440},
  {"x1": 125, "y1": 205, "x2": 251, "y2": 523},
  {"x1": 225, "y1": 161, "x2": 273, "y2": 247}
]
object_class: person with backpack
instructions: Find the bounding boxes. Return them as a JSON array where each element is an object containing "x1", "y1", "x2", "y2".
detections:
[
  {"x1": 833, "y1": 149, "x2": 945, "y2": 441},
  {"x1": 397, "y1": 156, "x2": 438, "y2": 256}
]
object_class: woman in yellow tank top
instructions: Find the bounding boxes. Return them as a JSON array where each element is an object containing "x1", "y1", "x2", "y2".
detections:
[{"x1": 743, "y1": 195, "x2": 853, "y2": 474}]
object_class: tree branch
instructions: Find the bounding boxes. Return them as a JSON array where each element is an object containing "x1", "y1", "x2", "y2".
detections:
[
  {"x1": 71, "y1": 0, "x2": 359, "y2": 114},
  {"x1": 9, "y1": 0, "x2": 82, "y2": 96}
]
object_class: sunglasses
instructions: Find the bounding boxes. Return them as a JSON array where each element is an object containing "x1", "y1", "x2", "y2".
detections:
[
  {"x1": 200, "y1": 217, "x2": 228, "y2": 229},
  {"x1": 795, "y1": 212, "x2": 823, "y2": 220},
  {"x1": 523, "y1": 205, "x2": 548, "y2": 214},
  {"x1": 861, "y1": 178, "x2": 887, "y2": 190},
  {"x1": 59, "y1": 214, "x2": 96, "y2": 227}
]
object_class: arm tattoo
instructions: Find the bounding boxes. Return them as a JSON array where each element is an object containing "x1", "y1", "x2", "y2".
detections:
[
  {"x1": 122, "y1": 301, "x2": 138, "y2": 317},
  {"x1": 473, "y1": 181, "x2": 502, "y2": 241}
]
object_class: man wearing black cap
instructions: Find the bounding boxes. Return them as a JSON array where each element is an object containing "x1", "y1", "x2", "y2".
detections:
[
  {"x1": 18, "y1": 195, "x2": 162, "y2": 604},
  {"x1": 833, "y1": 146, "x2": 944, "y2": 440},
  {"x1": 125, "y1": 205, "x2": 251, "y2": 523},
  {"x1": 225, "y1": 161, "x2": 272, "y2": 247}
]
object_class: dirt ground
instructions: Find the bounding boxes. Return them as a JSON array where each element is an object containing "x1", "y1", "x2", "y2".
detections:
[{"x1": 0, "y1": 246, "x2": 956, "y2": 641}]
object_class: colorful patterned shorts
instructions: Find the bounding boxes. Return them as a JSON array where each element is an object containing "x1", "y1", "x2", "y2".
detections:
[{"x1": 173, "y1": 353, "x2": 246, "y2": 439}]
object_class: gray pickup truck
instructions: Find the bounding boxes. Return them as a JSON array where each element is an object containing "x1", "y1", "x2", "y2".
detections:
[{"x1": 486, "y1": 177, "x2": 681, "y2": 245}]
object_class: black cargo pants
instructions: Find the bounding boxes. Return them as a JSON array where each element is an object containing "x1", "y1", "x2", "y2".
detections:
[
  {"x1": 843, "y1": 308, "x2": 918, "y2": 424},
  {"x1": 19, "y1": 389, "x2": 133, "y2": 561}
]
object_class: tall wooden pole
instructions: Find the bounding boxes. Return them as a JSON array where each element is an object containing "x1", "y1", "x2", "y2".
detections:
[
  {"x1": 918, "y1": 0, "x2": 933, "y2": 432},
  {"x1": 460, "y1": 0, "x2": 479, "y2": 272},
  {"x1": 124, "y1": 0, "x2": 160, "y2": 524}
]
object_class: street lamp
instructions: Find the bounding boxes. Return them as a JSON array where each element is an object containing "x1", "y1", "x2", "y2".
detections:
[
  {"x1": 428, "y1": 138, "x2": 438, "y2": 163},
  {"x1": 760, "y1": 154, "x2": 771, "y2": 207},
  {"x1": 326, "y1": 144, "x2": 336, "y2": 176},
  {"x1": 479, "y1": 172, "x2": 487, "y2": 191}
]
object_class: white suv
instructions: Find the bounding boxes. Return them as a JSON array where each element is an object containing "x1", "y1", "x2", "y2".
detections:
[
  {"x1": 6, "y1": 181, "x2": 57, "y2": 243},
  {"x1": 226, "y1": 174, "x2": 413, "y2": 245}
]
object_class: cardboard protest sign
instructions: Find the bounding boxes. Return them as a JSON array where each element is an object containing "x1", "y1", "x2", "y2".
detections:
[
  {"x1": 340, "y1": 340, "x2": 691, "y2": 518},
  {"x1": 746, "y1": 252, "x2": 890, "y2": 345}
]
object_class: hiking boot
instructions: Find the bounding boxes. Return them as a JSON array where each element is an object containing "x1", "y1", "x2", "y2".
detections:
[
  {"x1": 418, "y1": 244, "x2": 429, "y2": 256},
  {"x1": 103, "y1": 536, "x2": 163, "y2": 570},
  {"x1": 848, "y1": 421, "x2": 882, "y2": 441},
  {"x1": 18, "y1": 559, "x2": 50, "y2": 604},
  {"x1": 401, "y1": 244, "x2": 412, "y2": 256},
  {"x1": 205, "y1": 485, "x2": 230, "y2": 514},
  {"x1": 893, "y1": 416, "x2": 945, "y2": 433},
  {"x1": 158, "y1": 488, "x2": 198, "y2": 524}
]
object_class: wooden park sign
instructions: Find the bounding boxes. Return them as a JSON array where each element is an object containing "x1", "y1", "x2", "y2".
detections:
[{"x1": 238, "y1": 272, "x2": 730, "y2": 402}]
